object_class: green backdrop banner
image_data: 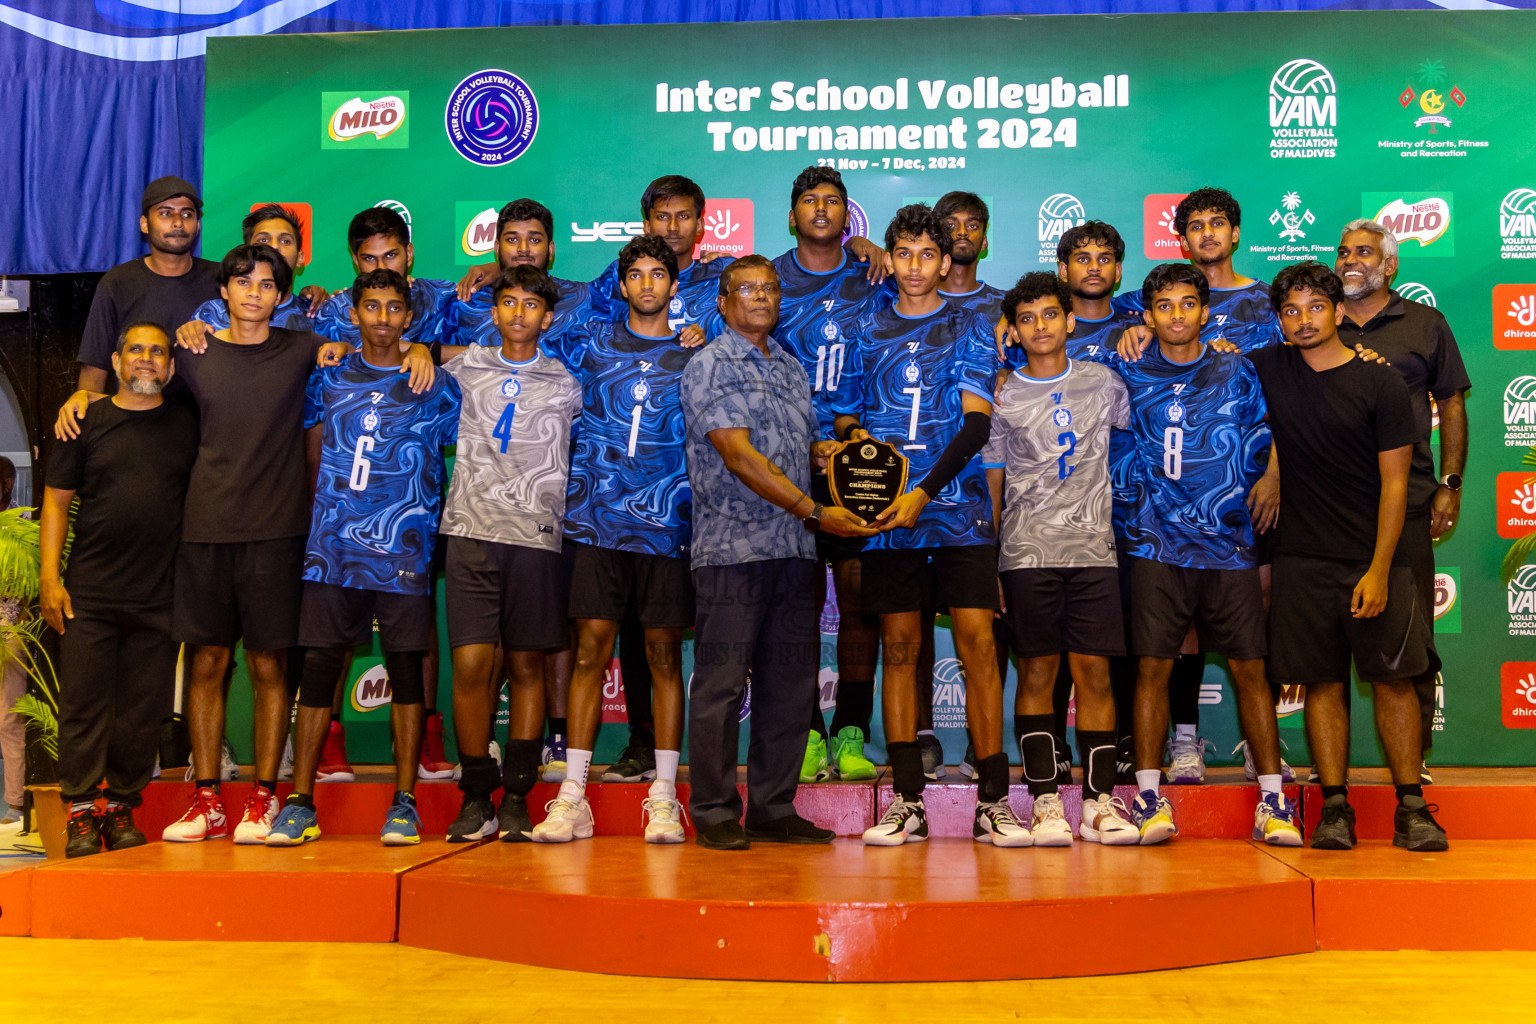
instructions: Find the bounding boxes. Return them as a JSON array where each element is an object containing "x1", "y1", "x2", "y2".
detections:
[{"x1": 206, "y1": 10, "x2": 1536, "y2": 767}]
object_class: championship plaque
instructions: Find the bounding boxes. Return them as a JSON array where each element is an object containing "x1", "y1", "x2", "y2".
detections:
[{"x1": 826, "y1": 438, "x2": 909, "y2": 519}]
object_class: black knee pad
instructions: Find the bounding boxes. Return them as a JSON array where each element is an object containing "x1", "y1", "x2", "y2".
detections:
[
  {"x1": 384, "y1": 651, "x2": 426, "y2": 705},
  {"x1": 297, "y1": 648, "x2": 348, "y2": 709}
]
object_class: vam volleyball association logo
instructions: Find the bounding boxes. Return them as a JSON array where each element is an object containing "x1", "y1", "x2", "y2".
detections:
[
  {"x1": 1267, "y1": 58, "x2": 1337, "y2": 159},
  {"x1": 445, "y1": 69, "x2": 539, "y2": 166},
  {"x1": 1037, "y1": 193, "x2": 1085, "y2": 263},
  {"x1": 1499, "y1": 188, "x2": 1536, "y2": 259}
]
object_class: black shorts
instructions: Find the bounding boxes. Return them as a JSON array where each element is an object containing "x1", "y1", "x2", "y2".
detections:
[
  {"x1": 861, "y1": 545, "x2": 999, "y2": 615},
  {"x1": 1128, "y1": 556, "x2": 1266, "y2": 661},
  {"x1": 173, "y1": 538, "x2": 305, "y2": 651},
  {"x1": 297, "y1": 581, "x2": 432, "y2": 653},
  {"x1": 444, "y1": 536, "x2": 570, "y2": 651},
  {"x1": 566, "y1": 541, "x2": 695, "y2": 629},
  {"x1": 1001, "y1": 566, "x2": 1125, "y2": 658},
  {"x1": 1269, "y1": 555, "x2": 1431, "y2": 685},
  {"x1": 812, "y1": 474, "x2": 868, "y2": 564}
]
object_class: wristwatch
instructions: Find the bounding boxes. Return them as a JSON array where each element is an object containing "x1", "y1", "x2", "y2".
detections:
[
  {"x1": 1440, "y1": 473, "x2": 1462, "y2": 491},
  {"x1": 802, "y1": 501, "x2": 824, "y2": 532}
]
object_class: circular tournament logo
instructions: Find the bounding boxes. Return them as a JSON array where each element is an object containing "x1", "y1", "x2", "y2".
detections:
[
  {"x1": 362, "y1": 410, "x2": 380, "y2": 431},
  {"x1": 500, "y1": 378, "x2": 522, "y2": 399},
  {"x1": 1052, "y1": 408, "x2": 1072, "y2": 428},
  {"x1": 860, "y1": 443, "x2": 877, "y2": 459},
  {"x1": 821, "y1": 321, "x2": 839, "y2": 341},
  {"x1": 631, "y1": 380, "x2": 650, "y2": 402},
  {"x1": 843, "y1": 198, "x2": 870, "y2": 243},
  {"x1": 444, "y1": 69, "x2": 539, "y2": 166},
  {"x1": 1166, "y1": 399, "x2": 1185, "y2": 423},
  {"x1": 902, "y1": 362, "x2": 921, "y2": 384}
]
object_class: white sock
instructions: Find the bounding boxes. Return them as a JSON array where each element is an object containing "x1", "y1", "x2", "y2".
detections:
[
  {"x1": 649, "y1": 778, "x2": 676, "y2": 800},
  {"x1": 1173, "y1": 723, "x2": 1198, "y2": 744},
  {"x1": 1135, "y1": 770, "x2": 1162, "y2": 796},
  {"x1": 565, "y1": 748, "x2": 592, "y2": 791},
  {"x1": 916, "y1": 729, "x2": 936, "y2": 738},
  {"x1": 654, "y1": 748, "x2": 680, "y2": 785},
  {"x1": 1257, "y1": 773, "x2": 1283, "y2": 796}
]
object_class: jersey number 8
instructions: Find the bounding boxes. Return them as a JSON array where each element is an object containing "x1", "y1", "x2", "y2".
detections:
[{"x1": 1163, "y1": 426, "x2": 1184, "y2": 481}]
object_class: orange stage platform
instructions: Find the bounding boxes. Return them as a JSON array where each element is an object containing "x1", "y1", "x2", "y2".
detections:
[{"x1": 12, "y1": 770, "x2": 1536, "y2": 980}]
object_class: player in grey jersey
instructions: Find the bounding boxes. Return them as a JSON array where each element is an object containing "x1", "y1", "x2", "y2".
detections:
[
  {"x1": 439, "y1": 266, "x2": 582, "y2": 842},
  {"x1": 984, "y1": 273, "x2": 1139, "y2": 845}
]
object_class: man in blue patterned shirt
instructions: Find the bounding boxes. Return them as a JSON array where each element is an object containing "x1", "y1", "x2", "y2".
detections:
[{"x1": 314, "y1": 208, "x2": 454, "y2": 351}]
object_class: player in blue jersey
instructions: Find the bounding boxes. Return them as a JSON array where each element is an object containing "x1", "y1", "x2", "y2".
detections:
[
  {"x1": 179, "y1": 205, "x2": 322, "y2": 336},
  {"x1": 1085, "y1": 263, "x2": 1298, "y2": 847},
  {"x1": 935, "y1": 191, "x2": 1005, "y2": 323},
  {"x1": 265, "y1": 269, "x2": 459, "y2": 847},
  {"x1": 833, "y1": 205, "x2": 1027, "y2": 848},
  {"x1": 530, "y1": 235, "x2": 697, "y2": 845},
  {"x1": 1113, "y1": 189, "x2": 1285, "y2": 782},
  {"x1": 313, "y1": 208, "x2": 454, "y2": 352}
]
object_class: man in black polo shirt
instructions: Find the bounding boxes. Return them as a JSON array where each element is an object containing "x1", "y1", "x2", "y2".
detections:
[
  {"x1": 76, "y1": 177, "x2": 220, "y2": 396},
  {"x1": 1334, "y1": 219, "x2": 1469, "y2": 779},
  {"x1": 1251, "y1": 261, "x2": 1446, "y2": 853},
  {"x1": 41, "y1": 322, "x2": 198, "y2": 856}
]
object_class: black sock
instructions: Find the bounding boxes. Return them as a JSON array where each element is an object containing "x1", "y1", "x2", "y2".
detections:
[
  {"x1": 195, "y1": 779, "x2": 219, "y2": 792},
  {"x1": 976, "y1": 752, "x2": 1010, "y2": 804},
  {"x1": 458, "y1": 754, "x2": 500, "y2": 799},
  {"x1": 1322, "y1": 785, "x2": 1348, "y2": 803},
  {"x1": 258, "y1": 779, "x2": 276, "y2": 794},
  {"x1": 829, "y1": 679, "x2": 875, "y2": 737},
  {"x1": 1077, "y1": 729, "x2": 1117, "y2": 801},
  {"x1": 547, "y1": 717, "x2": 567, "y2": 738},
  {"x1": 629, "y1": 721, "x2": 655, "y2": 745},
  {"x1": 888, "y1": 741, "x2": 925, "y2": 800},
  {"x1": 1016, "y1": 714, "x2": 1057, "y2": 797},
  {"x1": 1395, "y1": 783, "x2": 1424, "y2": 803},
  {"x1": 503, "y1": 738, "x2": 542, "y2": 798},
  {"x1": 285, "y1": 793, "x2": 314, "y2": 809},
  {"x1": 394, "y1": 790, "x2": 415, "y2": 806}
]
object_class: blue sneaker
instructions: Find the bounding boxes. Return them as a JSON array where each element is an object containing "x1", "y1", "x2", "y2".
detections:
[
  {"x1": 1129, "y1": 789, "x2": 1178, "y2": 845},
  {"x1": 1254, "y1": 791, "x2": 1303, "y2": 847},
  {"x1": 264, "y1": 802, "x2": 319, "y2": 846},
  {"x1": 381, "y1": 797, "x2": 422, "y2": 846},
  {"x1": 541, "y1": 733, "x2": 568, "y2": 783}
]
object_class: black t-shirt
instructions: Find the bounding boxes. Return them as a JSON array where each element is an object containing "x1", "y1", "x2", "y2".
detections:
[
  {"x1": 47, "y1": 399, "x2": 198, "y2": 605},
  {"x1": 176, "y1": 327, "x2": 322, "y2": 544},
  {"x1": 79, "y1": 257, "x2": 221, "y2": 372},
  {"x1": 1248, "y1": 344, "x2": 1420, "y2": 565},
  {"x1": 1338, "y1": 292, "x2": 1471, "y2": 515}
]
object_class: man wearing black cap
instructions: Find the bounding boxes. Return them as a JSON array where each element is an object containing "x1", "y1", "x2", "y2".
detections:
[{"x1": 75, "y1": 176, "x2": 221, "y2": 395}]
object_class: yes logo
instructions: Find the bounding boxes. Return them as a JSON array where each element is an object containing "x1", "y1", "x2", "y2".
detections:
[
  {"x1": 697, "y1": 199, "x2": 754, "y2": 258},
  {"x1": 1501, "y1": 662, "x2": 1536, "y2": 728},
  {"x1": 322, "y1": 92, "x2": 409, "y2": 149}
]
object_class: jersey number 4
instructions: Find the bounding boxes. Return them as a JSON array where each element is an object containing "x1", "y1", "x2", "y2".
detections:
[{"x1": 493, "y1": 403, "x2": 517, "y2": 454}]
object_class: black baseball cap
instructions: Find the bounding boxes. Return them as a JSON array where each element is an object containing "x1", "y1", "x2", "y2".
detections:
[{"x1": 141, "y1": 175, "x2": 203, "y2": 215}]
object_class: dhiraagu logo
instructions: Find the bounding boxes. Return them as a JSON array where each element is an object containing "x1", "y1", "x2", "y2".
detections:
[{"x1": 322, "y1": 92, "x2": 409, "y2": 149}]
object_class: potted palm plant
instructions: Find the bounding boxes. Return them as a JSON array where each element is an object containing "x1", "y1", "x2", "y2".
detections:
[{"x1": 0, "y1": 504, "x2": 66, "y2": 856}]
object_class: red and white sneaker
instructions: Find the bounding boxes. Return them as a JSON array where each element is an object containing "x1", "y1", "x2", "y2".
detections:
[
  {"x1": 317, "y1": 722, "x2": 355, "y2": 782},
  {"x1": 233, "y1": 786, "x2": 280, "y2": 845},
  {"x1": 162, "y1": 787, "x2": 228, "y2": 843},
  {"x1": 418, "y1": 713, "x2": 459, "y2": 781}
]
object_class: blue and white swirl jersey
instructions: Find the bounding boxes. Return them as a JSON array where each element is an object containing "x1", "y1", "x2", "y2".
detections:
[
  {"x1": 440, "y1": 275, "x2": 598, "y2": 353},
  {"x1": 302, "y1": 354, "x2": 460, "y2": 595},
  {"x1": 554, "y1": 320, "x2": 697, "y2": 559},
  {"x1": 190, "y1": 293, "x2": 315, "y2": 333},
  {"x1": 314, "y1": 277, "x2": 455, "y2": 349},
  {"x1": 834, "y1": 300, "x2": 999, "y2": 550},
  {"x1": 1113, "y1": 279, "x2": 1283, "y2": 354}
]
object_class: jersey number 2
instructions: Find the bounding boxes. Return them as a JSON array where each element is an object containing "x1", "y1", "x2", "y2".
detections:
[{"x1": 1057, "y1": 431, "x2": 1077, "y2": 480}]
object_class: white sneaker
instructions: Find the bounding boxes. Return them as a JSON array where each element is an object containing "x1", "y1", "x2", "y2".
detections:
[
  {"x1": 974, "y1": 799, "x2": 1033, "y2": 848},
  {"x1": 1233, "y1": 739, "x2": 1294, "y2": 783},
  {"x1": 862, "y1": 797, "x2": 929, "y2": 846},
  {"x1": 278, "y1": 736, "x2": 294, "y2": 782},
  {"x1": 162, "y1": 788, "x2": 229, "y2": 842},
  {"x1": 641, "y1": 785, "x2": 687, "y2": 844},
  {"x1": 1080, "y1": 793, "x2": 1140, "y2": 845},
  {"x1": 1165, "y1": 736, "x2": 1209, "y2": 784},
  {"x1": 489, "y1": 740, "x2": 502, "y2": 768},
  {"x1": 1028, "y1": 792, "x2": 1073, "y2": 847},
  {"x1": 232, "y1": 787, "x2": 279, "y2": 845},
  {"x1": 530, "y1": 783, "x2": 593, "y2": 843},
  {"x1": 183, "y1": 740, "x2": 242, "y2": 783}
]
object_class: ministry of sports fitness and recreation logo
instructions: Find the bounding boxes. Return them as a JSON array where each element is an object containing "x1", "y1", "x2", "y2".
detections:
[
  {"x1": 1037, "y1": 193, "x2": 1085, "y2": 264},
  {"x1": 698, "y1": 199, "x2": 754, "y2": 258},
  {"x1": 1499, "y1": 188, "x2": 1536, "y2": 259},
  {"x1": 1497, "y1": 472, "x2": 1536, "y2": 539},
  {"x1": 351, "y1": 664, "x2": 392, "y2": 713},
  {"x1": 1434, "y1": 568, "x2": 1461, "y2": 634},
  {"x1": 322, "y1": 92, "x2": 408, "y2": 149},
  {"x1": 1504, "y1": 375, "x2": 1536, "y2": 448},
  {"x1": 1252, "y1": 191, "x2": 1334, "y2": 262},
  {"x1": 842, "y1": 198, "x2": 871, "y2": 245},
  {"x1": 1399, "y1": 59, "x2": 1464, "y2": 135},
  {"x1": 1142, "y1": 193, "x2": 1187, "y2": 259},
  {"x1": 932, "y1": 658, "x2": 967, "y2": 729},
  {"x1": 1267, "y1": 58, "x2": 1338, "y2": 159},
  {"x1": 1502, "y1": 662, "x2": 1536, "y2": 728},
  {"x1": 1379, "y1": 59, "x2": 1487, "y2": 158},
  {"x1": 1398, "y1": 282, "x2": 1436, "y2": 307},
  {"x1": 1493, "y1": 284, "x2": 1536, "y2": 350},
  {"x1": 1509, "y1": 565, "x2": 1536, "y2": 639},
  {"x1": 444, "y1": 69, "x2": 539, "y2": 166},
  {"x1": 374, "y1": 200, "x2": 412, "y2": 232},
  {"x1": 1363, "y1": 192, "x2": 1454, "y2": 257},
  {"x1": 455, "y1": 201, "x2": 499, "y2": 264}
]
